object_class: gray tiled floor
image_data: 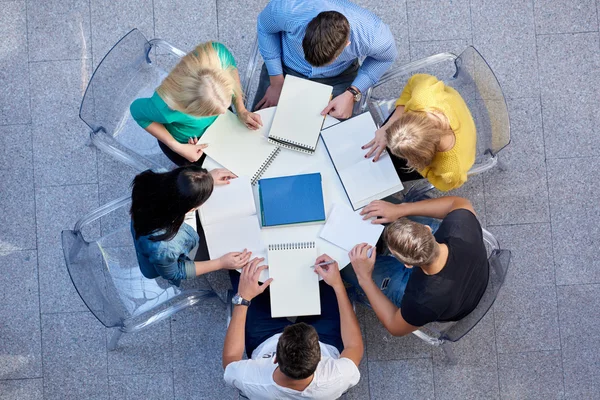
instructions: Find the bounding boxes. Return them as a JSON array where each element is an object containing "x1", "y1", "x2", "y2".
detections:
[{"x1": 1, "y1": 0, "x2": 599, "y2": 399}]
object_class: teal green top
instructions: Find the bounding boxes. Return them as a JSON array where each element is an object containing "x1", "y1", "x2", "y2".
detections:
[{"x1": 130, "y1": 42, "x2": 237, "y2": 144}]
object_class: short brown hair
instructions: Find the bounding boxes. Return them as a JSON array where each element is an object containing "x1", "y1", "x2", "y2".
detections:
[
  {"x1": 276, "y1": 323, "x2": 321, "y2": 380},
  {"x1": 303, "y1": 11, "x2": 350, "y2": 67},
  {"x1": 384, "y1": 218, "x2": 439, "y2": 266}
]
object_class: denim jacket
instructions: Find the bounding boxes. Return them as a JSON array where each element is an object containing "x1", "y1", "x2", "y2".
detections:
[{"x1": 131, "y1": 221, "x2": 199, "y2": 287}]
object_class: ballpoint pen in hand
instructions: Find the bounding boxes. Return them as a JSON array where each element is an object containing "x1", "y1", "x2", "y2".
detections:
[{"x1": 309, "y1": 260, "x2": 335, "y2": 268}]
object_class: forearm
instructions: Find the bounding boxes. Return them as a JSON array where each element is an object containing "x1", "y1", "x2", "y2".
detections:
[
  {"x1": 359, "y1": 278, "x2": 398, "y2": 331},
  {"x1": 222, "y1": 305, "x2": 248, "y2": 368},
  {"x1": 394, "y1": 196, "x2": 472, "y2": 219},
  {"x1": 145, "y1": 122, "x2": 181, "y2": 150},
  {"x1": 382, "y1": 106, "x2": 405, "y2": 130},
  {"x1": 231, "y1": 69, "x2": 246, "y2": 113},
  {"x1": 334, "y1": 285, "x2": 363, "y2": 351},
  {"x1": 194, "y1": 259, "x2": 224, "y2": 276}
]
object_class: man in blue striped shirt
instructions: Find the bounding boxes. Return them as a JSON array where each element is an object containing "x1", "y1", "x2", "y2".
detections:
[{"x1": 254, "y1": 0, "x2": 398, "y2": 119}]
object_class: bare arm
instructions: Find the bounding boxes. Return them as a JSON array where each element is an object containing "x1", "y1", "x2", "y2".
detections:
[
  {"x1": 363, "y1": 105, "x2": 405, "y2": 161},
  {"x1": 145, "y1": 122, "x2": 205, "y2": 163},
  {"x1": 231, "y1": 69, "x2": 263, "y2": 129},
  {"x1": 361, "y1": 196, "x2": 475, "y2": 224}
]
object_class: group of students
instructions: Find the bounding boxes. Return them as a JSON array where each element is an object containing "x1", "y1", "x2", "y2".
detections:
[{"x1": 128, "y1": 1, "x2": 485, "y2": 398}]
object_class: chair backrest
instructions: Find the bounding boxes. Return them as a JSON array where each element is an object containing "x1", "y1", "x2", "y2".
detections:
[
  {"x1": 439, "y1": 248, "x2": 511, "y2": 342},
  {"x1": 79, "y1": 29, "x2": 183, "y2": 172},
  {"x1": 365, "y1": 46, "x2": 511, "y2": 175},
  {"x1": 61, "y1": 195, "x2": 213, "y2": 329}
]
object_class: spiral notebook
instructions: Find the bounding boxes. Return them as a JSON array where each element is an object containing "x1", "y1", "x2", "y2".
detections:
[
  {"x1": 268, "y1": 242, "x2": 320, "y2": 318},
  {"x1": 267, "y1": 75, "x2": 333, "y2": 154},
  {"x1": 201, "y1": 108, "x2": 280, "y2": 184}
]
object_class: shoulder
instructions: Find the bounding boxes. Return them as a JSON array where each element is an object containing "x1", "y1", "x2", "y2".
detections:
[
  {"x1": 314, "y1": 357, "x2": 361, "y2": 390},
  {"x1": 210, "y1": 42, "x2": 237, "y2": 69},
  {"x1": 437, "y1": 209, "x2": 483, "y2": 244}
]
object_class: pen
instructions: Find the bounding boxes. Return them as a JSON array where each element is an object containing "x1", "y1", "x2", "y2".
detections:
[
  {"x1": 367, "y1": 247, "x2": 374, "y2": 258},
  {"x1": 309, "y1": 260, "x2": 335, "y2": 268}
]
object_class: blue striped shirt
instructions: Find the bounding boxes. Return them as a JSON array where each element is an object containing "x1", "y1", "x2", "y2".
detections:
[{"x1": 257, "y1": 0, "x2": 398, "y2": 93}]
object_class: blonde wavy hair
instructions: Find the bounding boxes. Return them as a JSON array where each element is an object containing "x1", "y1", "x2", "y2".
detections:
[
  {"x1": 386, "y1": 110, "x2": 453, "y2": 171},
  {"x1": 384, "y1": 218, "x2": 439, "y2": 266},
  {"x1": 157, "y1": 42, "x2": 241, "y2": 117}
]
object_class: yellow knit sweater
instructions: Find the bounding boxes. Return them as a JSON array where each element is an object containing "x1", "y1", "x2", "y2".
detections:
[{"x1": 395, "y1": 74, "x2": 476, "y2": 191}]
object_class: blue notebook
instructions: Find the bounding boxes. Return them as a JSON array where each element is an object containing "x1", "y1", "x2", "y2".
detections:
[{"x1": 258, "y1": 173, "x2": 326, "y2": 227}]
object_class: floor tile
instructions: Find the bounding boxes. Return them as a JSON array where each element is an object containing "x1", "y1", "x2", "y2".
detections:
[
  {"x1": 498, "y1": 350, "x2": 564, "y2": 400},
  {"x1": 44, "y1": 374, "x2": 109, "y2": 400},
  {"x1": 368, "y1": 359, "x2": 434, "y2": 400},
  {"x1": 471, "y1": 0, "x2": 540, "y2": 99},
  {"x1": 562, "y1": 346, "x2": 600, "y2": 399},
  {"x1": 435, "y1": 364, "x2": 499, "y2": 400},
  {"x1": 484, "y1": 98, "x2": 550, "y2": 225},
  {"x1": 488, "y1": 223, "x2": 555, "y2": 289},
  {"x1": 0, "y1": 378, "x2": 43, "y2": 400},
  {"x1": 154, "y1": 0, "x2": 218, "y2": 53},
  {"x1": 109, "y1": 373, "x2": 174, "y2": 400},
  {"x1": 0, "y1": 2, "x2": 30, "y2": 125},
  {"x1": 406, "y1": 0, "x2": 471, "y2": 41},
  {"x1": 557, "y1": 284, "x2": 600, "y2": 353},
  {"x1": 547, "y1": 158, "x2": 600, "y2": 285},
  {"x1": 494, "y1": 285, "x2": 561, "y2": 353},
  {"x1": 410, "y1": 39, "x2": 470, "y2": 61},
  {"x1": 542, "y1": 93, "x2": 600, "y2": 159},
  {"x1": 537, "y1": 32, "x2": 600, "y2": 100},
  {"x1": 90, "y1": 0, "x2": 154, "y2": 67},
  {"x1": 27, "y1": 0, "x2": 92, "y2": 61},
  {"x1": 534, "y1": 0, "x2": 599, "y2": 34},
  {"x1": 107, "y1": 320, "x2": 172, "y2": 376},
  {"x1": 341, "y1": 356, "x2": 369, "y2": 399}
]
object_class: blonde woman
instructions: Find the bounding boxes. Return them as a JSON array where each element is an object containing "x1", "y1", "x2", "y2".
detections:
[
  {"x1": 363, "y1": 74, "x2": 476, "y2": 192},
  {"x1": 130, "y1": 42, "x2": 262, "y2": 166}
]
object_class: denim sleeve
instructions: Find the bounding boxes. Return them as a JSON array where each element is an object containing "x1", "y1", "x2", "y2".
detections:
[{"x1": 148, "y1": 250, "x2": 193, "y2": 284}]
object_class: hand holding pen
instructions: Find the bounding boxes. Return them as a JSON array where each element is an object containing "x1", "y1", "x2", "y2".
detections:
[{"x1": 311, "y1": 254, "x2": 343, "y2": 289}]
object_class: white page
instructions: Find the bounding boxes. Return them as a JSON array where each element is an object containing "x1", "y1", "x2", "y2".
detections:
[
  {"x1": 321, "y1": 113, "x2": 403, "y2": 209},
  {"x1": 269, "y1": 75, "x2": 332, "y2": 151},
  {"x1": 319, "y1": 203, "x2": 384, "y2": 252},
  {"x1": 268, "y1": 243, "x2": 320, "y2": 318},
  {"x1": 203, "y1": 214, "x2": 267, "y2": 260},
  {"x1": 199, "y1": 176, "x2": 256, "y2": 226},
  {"x1": 201, "y1": 108, "x2": 279, "y2": 182}
]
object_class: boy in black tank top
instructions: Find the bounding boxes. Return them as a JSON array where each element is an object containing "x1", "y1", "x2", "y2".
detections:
[{"x1": 346, "y1": 196, "x2": 488, "y2": 336}]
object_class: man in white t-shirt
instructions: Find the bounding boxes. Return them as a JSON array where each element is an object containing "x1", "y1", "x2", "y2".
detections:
[{"x1": 222, "y1": 255, "x2": 364, "y2": 399}]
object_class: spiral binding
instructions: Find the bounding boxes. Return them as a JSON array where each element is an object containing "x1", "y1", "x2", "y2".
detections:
[
  {"x1": 268, "y1": 137, "x2": 316, "y2": 155},
  {"x1": 268, "y1": 241, "x2": 316, "y2": 251},
  {"x1": 251, "y1": 147, "x2": 281, "y2": 185}
]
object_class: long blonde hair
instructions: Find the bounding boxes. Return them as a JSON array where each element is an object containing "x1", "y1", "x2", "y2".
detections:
[
  {"x1": 386, "y1": 110, "x2": 453, "y2": 171},
  {"x1": 157, "y1": 42, "x2": 241, "y2": 117}
]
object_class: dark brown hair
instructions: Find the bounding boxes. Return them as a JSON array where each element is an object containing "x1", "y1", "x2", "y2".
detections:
[
  {"x1": 276, "y1": 323, "x2": 321, "y2": 380},
  {"x1": 302, "y1": 11, "x2": 350, "y2": 67}
]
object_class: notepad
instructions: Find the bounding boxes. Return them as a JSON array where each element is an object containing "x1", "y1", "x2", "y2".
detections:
[
  {"x1": 268, "y1": 75, "x2": 333, "y2": 154},
  {"x1": 201, "y1": 108, "x2": 280, "y2": 184},
  {"x1": 258, "y1": 173, "x2": 326, "y2": 227},
  {"x1": 320, "y1": 203, "x2": 384, "y2": 252},
  {"x1": 268, "y1": 242, "x2": 320, "y2": 317},
  {"x1": 199, "y1": 176, "x2": 267, "y2": 260},
  {"x1": 321, "y1": 112, "x2": 404, "y2": 210}
]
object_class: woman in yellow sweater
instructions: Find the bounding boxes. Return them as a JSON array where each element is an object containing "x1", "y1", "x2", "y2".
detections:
[{"x1": 363, "y1": 74, "x2": 476, "y2": 191}]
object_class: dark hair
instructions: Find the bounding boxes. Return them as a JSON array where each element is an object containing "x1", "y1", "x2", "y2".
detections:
[
  {"x1": 130, "y1": 165, "x2": 214, "y2": 241},
  {"x1": 303, "y1": 11, "x2": 350, "y2": 67},
  {"x1": 276, "y1": 323, "x2": 321, "y2": 380}
]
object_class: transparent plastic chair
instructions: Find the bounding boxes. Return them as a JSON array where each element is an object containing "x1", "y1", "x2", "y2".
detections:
[
  {"x1": 61, "y1": 195, "x2": 218, "y2": 350},
  {"x1": 364, "y1": 46, "x2": 511, "y2": 196},
  {"x1": 79, "y1": 29, "x2": 186, "y2": 173}
]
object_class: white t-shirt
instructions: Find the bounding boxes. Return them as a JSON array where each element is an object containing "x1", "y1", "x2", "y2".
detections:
[{"x1": 223, "y1": 333, "x2": 360, "y2": 400}]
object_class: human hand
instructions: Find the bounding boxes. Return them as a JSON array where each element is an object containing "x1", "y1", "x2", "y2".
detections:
[
  {"x1": 238, "y1": 257, "x2": 273, "y2": 301},
  {"x1": 254, "y1": 84, "x2": 283, "y2": 110},
  {"x1": 209, "y1": 168, "x2": 237, "y2": 185},
  {"x1": 362, "y1": 126, "x2": 388, "y2": 162},
  {"x1": 312, "y1": 254, "x2": 342, "y2": 289},
  {"x1": 177, "y1": 142, "x2": 207, "y2": 162},
  {"x1": 360, "y1": 200, "x2": 404, "y2": 224},
  {"x1": 219, "y1": 249, "x2": 252, "y2": 270},
  {"x1": 321, "y1": 91, "x2": 354, "y2": 119},
  {"x1": 237, "y1": 109, "x2": 263, "y2": 130},
  {"x1": 349, "y1": 243, "x2": 376, "y2": 283}
]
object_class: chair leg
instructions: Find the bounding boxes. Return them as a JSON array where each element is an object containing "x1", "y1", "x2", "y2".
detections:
[
  {"x1": 441, "y1": 343, "x2": 457, "y2": 365},
  {"x1": 108, "y1": 328, "x2": 124, "y2": 351}
]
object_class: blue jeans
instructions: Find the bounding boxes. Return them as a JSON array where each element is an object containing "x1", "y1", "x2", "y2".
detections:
[
  {"x1": 229, "y1": 271, "x2": 344, "y2": 357},
  {"x1": 342, "y1": 217, "x2": 442, "y2": 307}
]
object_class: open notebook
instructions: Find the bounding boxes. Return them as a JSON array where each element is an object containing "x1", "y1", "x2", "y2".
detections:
[
  {"x1": 201, "y1": 108, "x2": 279, "y2": 184},
  {"x1": 321, "y1": 112, "x2": 404, "y2": 210},
  {"x1": 268, "y1": 242, "x2": 320, "y2": 318},
  {"x1": 199, "y1": 176, "x2": 267, "y2": 261},
  {"x1": 320, "y1": 203, "x2": 384, "y2": 252},
  {"x1": 268, "y1": 75, "x2": 333, "y2": 154}
]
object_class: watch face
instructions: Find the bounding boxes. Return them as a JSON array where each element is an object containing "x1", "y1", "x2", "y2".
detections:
[{"x1": 232, "y1": 294, "x2": 242, "y2": 305}]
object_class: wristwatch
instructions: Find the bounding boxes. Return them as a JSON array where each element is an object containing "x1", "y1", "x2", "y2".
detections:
[
  {"x1": 345, "y1": 86, "x2": 362, "y2": 103},
  {"x1": 231, "y1": 293, "x2": 251, "y2": 307}
]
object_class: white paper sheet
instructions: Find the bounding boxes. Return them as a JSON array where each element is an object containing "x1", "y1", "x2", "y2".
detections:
[
  {"x1": 203, "y1": 214, "x2": 267, "y2": 260},
  {"x1": 319, "y1": 203, "x2": 384, "y2": 252},
  {"x1": 199, "y1": 176, "x2": 256, "y2": 226}
]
